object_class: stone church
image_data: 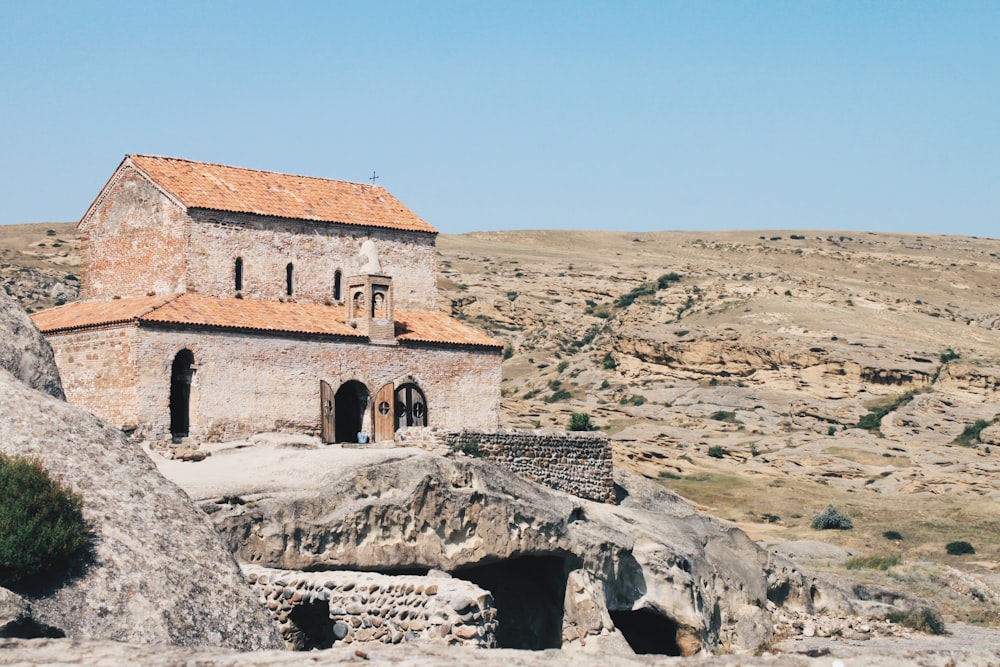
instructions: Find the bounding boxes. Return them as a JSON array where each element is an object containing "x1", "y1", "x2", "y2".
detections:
[{"x1": 31, "y1": 155, "x2": 502, "y2": 444}]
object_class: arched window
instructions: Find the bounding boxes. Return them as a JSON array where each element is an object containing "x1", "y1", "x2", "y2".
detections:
[
  {"x1": 234, "y1": 257, "x2": 243, "y2": 292},
  {"x1": 286, "y1": 263, "x2": 294, "y2": 296},
  {"x1": 333, "y1": 270, "x2": 342, "y2": 302}
]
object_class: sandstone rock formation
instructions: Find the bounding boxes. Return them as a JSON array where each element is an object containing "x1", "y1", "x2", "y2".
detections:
[
  {"x1": 200, "y1": 448, "x2": 878, "y2": 655},
  {"x1": 0, "y1": 288, "x2": 282, "y2": 649},
  {"x1": 0, "y1": 284, "x2": 63, "y2": 399}
]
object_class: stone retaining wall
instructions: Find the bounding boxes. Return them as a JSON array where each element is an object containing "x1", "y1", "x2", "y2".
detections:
[
  {"x1": 398, "y1": 428, "x2": 615, "y2": 503},
  {"x1": 243, "y1": 565, "x2": 496, "y2": 650}
]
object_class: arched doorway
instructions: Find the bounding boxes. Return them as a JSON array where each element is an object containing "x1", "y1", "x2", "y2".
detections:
[
  {"x1": 395, "y1": 383, "x2": 427, "y2": 429},
  {"x1": 335, "y1": 381, "x2": 369, "y2": 443},
  {"x1": 169, "y1": 349, "x2": 195, "y2": 438}
]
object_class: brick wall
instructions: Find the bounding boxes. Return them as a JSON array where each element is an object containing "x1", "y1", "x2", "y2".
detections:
[
  {"x1": 186, "y1": 211, "x2": 439, "y2": 310},
  {"x1": 45, "y1": 326, "x2": 140, "y2": 429},
  {"x1": 419, "y1": 429, "x2": 615, "y2": 503},
  {"x1": 131, "y1": 326, "x2": 500, "y2": 441},
  {"x1": 79, "y1": 166, "x2": 189, "y2": 300}
]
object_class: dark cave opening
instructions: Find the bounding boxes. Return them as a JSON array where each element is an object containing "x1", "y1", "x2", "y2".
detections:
[
  {"x1": 286, "y1": 599, "x2": 337, "y2": 650},
  {"x1": 451, "y1": 554, "x2": 568, "y2": 650},
  {"x1": 609, "y1": 608, "x2": 682, "y2": 655}
]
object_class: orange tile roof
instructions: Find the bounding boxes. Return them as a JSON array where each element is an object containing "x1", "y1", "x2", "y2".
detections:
[
  {"x1": 29, "y1": 294, "x2": 180, "y2": 334},
  {"x1": 31, "y1": 295, "x2": 502, "y2": 349},
  {"x1": 116, "y1": 155, "x2": 436, "y2": 234}
]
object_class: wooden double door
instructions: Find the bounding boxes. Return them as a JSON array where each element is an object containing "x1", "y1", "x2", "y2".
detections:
[{"x1": 320, "y1": 380, "x2": 405, "y2": 444}]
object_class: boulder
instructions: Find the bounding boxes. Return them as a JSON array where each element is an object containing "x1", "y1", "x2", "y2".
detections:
[{"x1": 0, "y1": 289, "x2": 63, "y2": 398}]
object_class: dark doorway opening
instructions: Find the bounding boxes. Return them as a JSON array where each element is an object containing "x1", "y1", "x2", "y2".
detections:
[
  {"x1": 451, "y1": 555, "x2": 567, "y2": 650},
  {"x1": 334, "y1": 380, "x2": 369, "y2": 443},
  {"x1": 286, "y1": 600, "x2": 337, "y2": 650},
  {"x1": 169, "y1": 349, "x2": 195, "y2": 437},
  {"x1": 608, "y1": 608, "x2": 681, "y2": 655}
]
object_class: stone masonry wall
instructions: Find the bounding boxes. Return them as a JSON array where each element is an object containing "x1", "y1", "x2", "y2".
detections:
[
  {"x1": 186, "y1": 210, "x2": 439, "y2": 310},
  {"x1": 79, "y1": 166, "x2": 190, "y2": 300},
  {"x1": 243, "y1": 565, "x2": 496, "y2": 650},
  {"x1": 411, "y1": 429, "x2": 614, "y2": 503},
  {"x1": 44, "y1": 326, "x2": 139, "y2": 429},
  {"x1": 134, "y1": 326, "x2": 501, "y2": 441}
]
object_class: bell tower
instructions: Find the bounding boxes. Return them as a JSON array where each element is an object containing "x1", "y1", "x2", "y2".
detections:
[{"x1": 346, "y1": 274, "x2": 395, "y2": 344}]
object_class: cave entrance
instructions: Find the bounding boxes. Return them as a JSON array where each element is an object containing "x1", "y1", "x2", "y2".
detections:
[
  {"x1": 609, "y1": 608, "x2": 681, "y2": 655},
  {"x1": 286, "y1": 599, "x2": 337, "y2": 650},
  {"x1": 451, "y1": 555, "x2": 567, "y2": 650}
]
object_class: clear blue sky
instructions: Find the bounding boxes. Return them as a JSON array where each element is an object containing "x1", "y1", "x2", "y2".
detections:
[{"x1": 2, "y1": 1, "x2": 998, "y2": 237}]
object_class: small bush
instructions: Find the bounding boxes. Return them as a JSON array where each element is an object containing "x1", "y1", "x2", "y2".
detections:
[
  {"x1": 567, "y1": 412, "x2": 598, "y2": 432},
  {"x1": 856, "y1": 391, "x2": 917, "y2": 434},
  {"x1": 0, "y1": 454, "x2": 87, "y2": 584},
  {"x1": 952, "y1": 419, "x2": 991, "y2": 447},
  {"x1": 544, "y1": 389, "x2": 572, "y2": 403},
  {"x1": 885, "y1": 608, "x2": 946, "y2": 635},
  {"x1": 940, "y1": 348, "x2": 960, "y2": 363},
  {"x1": 707, "y1": 445, "x2": 727, "y2": 459},
  {"x1": 456, "y1": 440, "x2": 481, "y2": 458},
  {"x1": 883, "y1": 530, "x2": 904, "y2": 541},
  {"x1": 710, "y1": 410, "x2": 737, "y2": 422},
  {"x1": 945, "y1": 540, "x2": 975, "y2": 555},
  {"x1": 811, "y1": 504, "x2": 853, "y2": 530},
  {"x1": 656, "y1": 272, "x2": 682, "y2": 289},
  {"x1": 557, "y1": 360, "x2": 570, "y2": 373},
  {"x1": 503, "y1": 345, "x2": 514, "y2": 360},
  {"x1": 601, "y1": 352, "x2": 617, "y2": 369},
  {"x1": 506, "y1": 291, "x2": 518, "y2": 301},
  {"x1": 845, "y1": 554, "x2": 900, "y2": 571}
]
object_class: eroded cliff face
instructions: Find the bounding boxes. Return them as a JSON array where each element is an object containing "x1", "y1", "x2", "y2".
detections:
[{"x1": 204, "y1": 453, "x2": 840, "y2": 654}]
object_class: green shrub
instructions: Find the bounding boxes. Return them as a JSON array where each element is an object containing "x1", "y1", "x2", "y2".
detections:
[
  {"x1": 455, "y1": 439, "x2": 481, "y2": 457},
  {"x1": 0, "y1": 454, "x2": 87, "y2": 584},
  {"x1": 856, "y1": 391, "x2": 917, "y2": 434},
  {"x1": 503, "y1": 345, "x2": 514, "y2": 360},
  {"x1": 710, "y1": 410, "x2": 737, "y2": 422},
  {"x1": 557, "y1": 360, "x2": 570, "y2": 373},
  {"x1": 939, "y1": 348, "x2": 960, "y2": 363},
  {"x1": 707, "y1": 445, "x2": 727, "y2": 459},
  {"x1": 567, "y1": 412, "x2": 597, "y2": 432},
  {"x1": 845, "y1": 554, "x2": 900, "y2": 571},
  {"x1": 885, "y1": 608, "x2": 946, "y2": 635},
  {"x1": 946, "y1": 540, "x2": 975, "y2": 555},
  {"x1": 656, "y1": 272, "x2": 682, "y2": 289},
  {"x1": 952, "y1": 419, "x2": 991, "y2": 447},
  {"x1": 601, "y1": 352, "x2": 617, "y2": 369},
  {"x1": 811, "y1": 504, "x2": 853, "y2": 530},
  {"x1": 506, "y1": 291, "x2": 518, "y2": 301},
  {"x1": 544, "y1": 389, "x2": 572, "y2": 403},
  {"x1": 883, "y1": 530, "x2": 904, "y2": 541}
]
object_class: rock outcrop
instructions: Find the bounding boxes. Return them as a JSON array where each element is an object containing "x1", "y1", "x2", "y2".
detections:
[
  {"x1": 0, "y1": 287, "x2": 63, "y2": 399},
  {"x1": 204, "y1": 451, "x2": 843, "y2": 654},
  {"x1": 0, "y1": 289, "x2": 282, "y2": 649}
]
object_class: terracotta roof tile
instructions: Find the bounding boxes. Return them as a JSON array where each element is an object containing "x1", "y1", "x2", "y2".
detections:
[
  {"x1": 29, "y1": 294, "x2": 180, "y2": 334},
  {"x1": 124, "y1": 155, "x2": 436, "y2": 234},
  {"x1": 31, "y1": 295, "x2": 502, "y2": 349}
]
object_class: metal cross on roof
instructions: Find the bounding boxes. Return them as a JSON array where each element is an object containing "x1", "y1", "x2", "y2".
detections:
[{"x1": 369, "y1": 170, "x2": 379, "y2": 185}]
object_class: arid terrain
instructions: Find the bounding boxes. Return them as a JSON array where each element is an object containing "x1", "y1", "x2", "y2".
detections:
[{"x1": 3, "y1": 222, "x2": 999, "y2": 629}]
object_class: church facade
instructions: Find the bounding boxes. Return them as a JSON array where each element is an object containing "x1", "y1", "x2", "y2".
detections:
[{"x1": 31, "y1": 155, "x2": 502, "y2": 444}]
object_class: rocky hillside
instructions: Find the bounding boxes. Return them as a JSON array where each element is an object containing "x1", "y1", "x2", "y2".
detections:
[
  {"x1": 4, "y1": 223, "x2": 999, "y2": 624},
  {"x1": 434, "y1": 229, "x2": 1000, "y2": 623}
]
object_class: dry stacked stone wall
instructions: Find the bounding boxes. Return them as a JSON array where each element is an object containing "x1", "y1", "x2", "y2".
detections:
[
  {"x1": 436, "y1": 429, "x2": 615, "y2": 503},
  {"x1": 243, "y1": 565, "x2": 496, "y2": 650}
]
